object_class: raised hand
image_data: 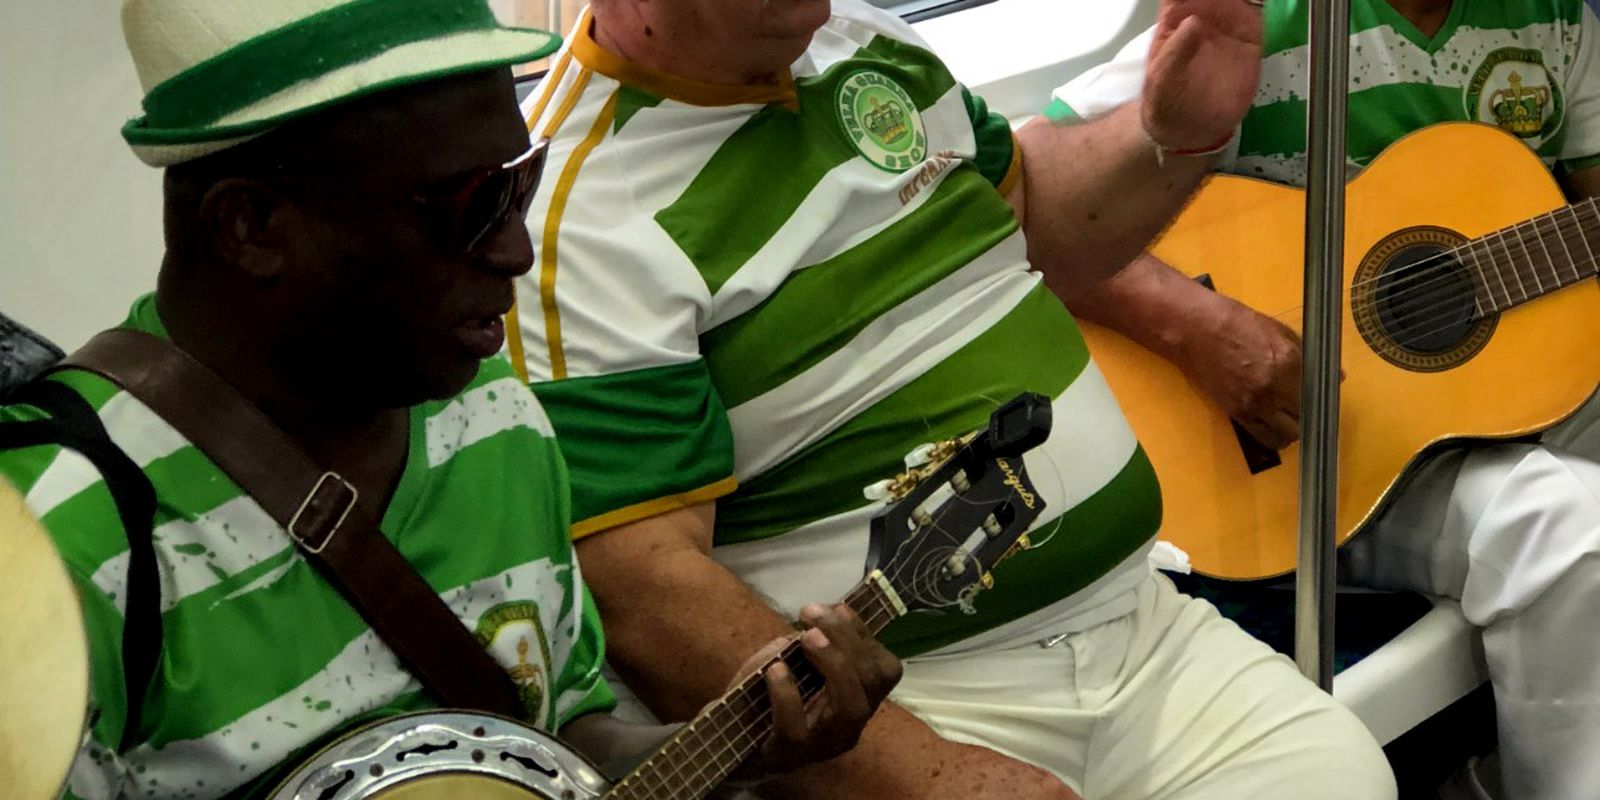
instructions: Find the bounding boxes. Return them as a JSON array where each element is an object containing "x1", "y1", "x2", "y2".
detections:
[{"x1": 1144, "y1": 0, "x2": 1266, "y2": 150}]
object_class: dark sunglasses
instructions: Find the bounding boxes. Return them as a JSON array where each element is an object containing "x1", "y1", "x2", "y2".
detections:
[{"x1": 417, "y1": 139, "x2": 548, "y2": 254}]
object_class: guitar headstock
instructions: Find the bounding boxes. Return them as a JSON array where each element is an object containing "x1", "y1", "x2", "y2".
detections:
[{"x1": 864, "y1": 393, "x2": 1052, "y2": 616}]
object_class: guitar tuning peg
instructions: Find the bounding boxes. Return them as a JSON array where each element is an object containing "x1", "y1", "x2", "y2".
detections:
[
  {"x1": 863, "y1": 479, "x2": 895, "y2": 502},
  {"x1": 951, "y1": 469, "x2": 971, "y2": 494},
  {"x1": 904, "y1": 443, "x2": 937, "y2": 469},
  {"x1": 982, "y1": 514, "x2": 1002, "y2": 538},
  {"x1": 945, "y1": 553, "x2": 968, "y2": 577}
]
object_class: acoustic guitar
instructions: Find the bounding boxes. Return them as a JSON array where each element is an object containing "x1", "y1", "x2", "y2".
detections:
[
  {"x1": 268, "y1": 394, "x2": 1053, "y2": 799},
  {"x1": 1079, "y1": 122, "x2": 1600, "y2": 581}
]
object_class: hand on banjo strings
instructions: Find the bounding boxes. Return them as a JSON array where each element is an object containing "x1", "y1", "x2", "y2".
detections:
[
  {"x1": 1143, "y1": 0, "x2": 1266, "y2": 151},
  {"x1": 728, "y1": 603, "x2": 903, "y2": 784}
]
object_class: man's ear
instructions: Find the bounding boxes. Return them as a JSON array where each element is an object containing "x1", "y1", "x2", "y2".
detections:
[{"x1": 196, "y1": 178, "x2": 296, "y2": 280}]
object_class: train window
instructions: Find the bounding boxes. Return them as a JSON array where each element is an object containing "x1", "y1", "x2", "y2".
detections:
[
  {"x1": 491, "y1": 0, "x2": 584, "y2": 74},
  {"x1": 869, "y1": 0, "x2": 1000, "y2": 22},
  {"x1": 503, "y1": 0, "x2": 1001, "y2": 93},
  {"x1": 493, "y1": 0, "x2": 1000, "y2": 58}
]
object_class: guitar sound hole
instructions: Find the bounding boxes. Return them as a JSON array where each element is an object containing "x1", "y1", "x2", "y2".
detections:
[{"x1": 1372, "y1": 243, "x2": 1476, "y2": 354}]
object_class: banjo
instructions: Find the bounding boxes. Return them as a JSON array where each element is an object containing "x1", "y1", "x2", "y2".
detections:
[{"x1": 269, "y1": 393, "x2": 1054, "y2": 800}]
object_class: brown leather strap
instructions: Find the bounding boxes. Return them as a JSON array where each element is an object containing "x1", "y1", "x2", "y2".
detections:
[{"x1": 63, "y1": 329, "x2": 524, "y2": 718}]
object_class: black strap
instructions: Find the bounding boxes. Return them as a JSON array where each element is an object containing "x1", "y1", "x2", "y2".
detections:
[{"x1": 0, "y1": 379, "x2": 160, "y2": 753}]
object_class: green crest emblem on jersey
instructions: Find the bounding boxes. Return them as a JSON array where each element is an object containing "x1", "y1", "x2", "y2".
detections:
[
  {"x1": 836, "y1": 70, "x2": 927, "y2": 172},
  {"x1": 476, "y1": 601, "x2": 553, "y2": 722},
  {"x1": 1466, "y1": 48, "x2": 1563, "y2": 144}
]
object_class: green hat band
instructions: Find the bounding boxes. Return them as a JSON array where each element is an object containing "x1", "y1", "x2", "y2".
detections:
[{"x1": 138, "y1": 0, "x2": 500, "y2": 131}]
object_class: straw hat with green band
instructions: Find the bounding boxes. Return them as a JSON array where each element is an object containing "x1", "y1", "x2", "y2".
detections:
[{"x1": 121, "y1": 0, "x2": 559, "y2": 167}]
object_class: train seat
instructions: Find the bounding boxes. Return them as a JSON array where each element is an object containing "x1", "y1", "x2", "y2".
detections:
[{"x1": 0, "y1": 312, "x2": 65, "y2": 395}]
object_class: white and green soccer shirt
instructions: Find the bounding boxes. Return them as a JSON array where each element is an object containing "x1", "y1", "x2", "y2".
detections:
[
  {"x1": 512, "y1": 0, "x2": 1163, "y2": 658},
  {"x1": 0, "y1": 297, "x2": 614, "y2": 800},
  {"x1": 1049, "y1": 0, "x2": 1600, "y2": 185}
]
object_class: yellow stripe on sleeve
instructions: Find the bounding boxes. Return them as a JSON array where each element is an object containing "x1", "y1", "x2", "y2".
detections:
[
  {"x1": 570, "y1": 476, "x2": 740, "y2": 540},
  {"x1": 997, "y1": 132, "x2": 1025, "y2": 198}
]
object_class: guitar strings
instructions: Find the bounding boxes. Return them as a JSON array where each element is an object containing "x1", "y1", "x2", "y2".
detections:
[
  {"x1": 1276, "y1": 199, "x2": 1598, "y2": 333},
  {"x1": 634, "y1": 577, "x2": 907, "y2": 796},
  {"x1": 1337, "y1": 206, "x2": 1592, "y2": 347},
  {"x1": 626, "y1": 605, "x2": 897, "y2": 798},
  {"x1": 1343, "y1": 197, "x2": 1600, "y2": 295},
  {"x1": 1371, "y1": 203, "x2": 1598, "y2": 321},
  {"x1": 634, "y1": 447, "x2": 1062, "y2": 795},
  {"x1": 641, "y1": 599, "x2": 900, "y2": 797},
  {"x1": 1235, "y1": 202, "x2": 1600, "y2": 350},
  {"x1": 1328, "y1": 209, "x2": 1589, "y2": 332}
]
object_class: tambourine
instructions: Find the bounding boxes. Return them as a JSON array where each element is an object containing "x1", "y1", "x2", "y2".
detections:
[{"x1": 0, "y1": 477, "x2": 90, "y2": 799}]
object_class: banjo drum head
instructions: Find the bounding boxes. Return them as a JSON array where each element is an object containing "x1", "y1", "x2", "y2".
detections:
[
  {"x1": 368, "y1": 775, "x2": 546, "y2": 799},
  {"x1": 0, "y1": 477, "x2": 90, "y2": 799}
]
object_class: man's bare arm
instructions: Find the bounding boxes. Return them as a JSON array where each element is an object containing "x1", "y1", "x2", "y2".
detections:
[
  {"x1": 576, "y1": 504, "x2": 1078, "y2": 800},
  {"x1": 1009, "y1": 0, "x2": 1264, "y2": 288},
  {"x1": 1060, "y1": 251, "x2": 1304, "y2": 449},
  {"x1": 1013, "y1": 102, "x2": 1223, "y2": 289}
]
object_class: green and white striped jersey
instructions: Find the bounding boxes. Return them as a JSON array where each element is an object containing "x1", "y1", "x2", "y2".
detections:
[
  {"x1": 1049, "y1": 0, "x2": 1600, "y2": 185},
  {"x1": 0, "y1": 297, "x2": 614, "y2": 800},
  {"x1": 512, "y1": 0, "x2": 1162, "y2": 658}
]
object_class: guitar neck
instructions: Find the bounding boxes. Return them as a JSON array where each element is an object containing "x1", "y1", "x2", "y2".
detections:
[
  {"x1": 1465, "y1": 197, "x2": 1600, "y2": 314},
  {"x1": 606, "y1": 572, "x2": 908, "y2": 800}
]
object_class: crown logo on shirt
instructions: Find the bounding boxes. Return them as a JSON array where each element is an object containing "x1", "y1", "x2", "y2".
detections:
[
  {"x1": 864, "y1": 96, "x2": 911, "y2": 146},
  {"x1": 1490, "y1": 72, "x2": 1551, "y2": 136},
  {"x1": 836, "y1": 70, "x2": 928, "y2": 173}
]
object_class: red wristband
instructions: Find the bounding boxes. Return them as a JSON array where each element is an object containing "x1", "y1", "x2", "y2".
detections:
[{"x1": 1167, "y1": 134, "x2": 1235, "y2": 156}]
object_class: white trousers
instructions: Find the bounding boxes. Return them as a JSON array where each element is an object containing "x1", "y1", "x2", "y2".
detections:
[
  {"x1": 1340, "y1": 392, "x2": 1600, "y2": 800},
  {"x1": 893, "y1": 573, "x2": 1395, "y2": 799}
]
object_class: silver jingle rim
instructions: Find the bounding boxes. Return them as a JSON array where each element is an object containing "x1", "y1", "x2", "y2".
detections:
[{"x1": 268, "y1": 711, "x2": 609, "y2": 800}]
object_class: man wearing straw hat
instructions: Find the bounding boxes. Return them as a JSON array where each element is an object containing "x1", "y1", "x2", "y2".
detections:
[
  {"x1": 1053, "y1": 0, "x2": 1600, "y2": 796},
  {"x1": 0, "y1": 2, "x2": 901, "y2": 797},
  {"x1": 507, "y1": 0, "x2": 1396, "y2": 798}
]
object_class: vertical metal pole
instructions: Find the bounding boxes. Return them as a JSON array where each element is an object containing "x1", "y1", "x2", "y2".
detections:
[
  {"x1": 1295, "y1": 0, "x2": 1350, "y2": 690},
  {"x1": 548, "y1": 0, "x2": 563, "y2": 33}
]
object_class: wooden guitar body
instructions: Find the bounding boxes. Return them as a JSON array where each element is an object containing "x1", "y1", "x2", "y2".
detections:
[{"x1": 1079, "y1": 122, "x2": 1600, "y2": 581}]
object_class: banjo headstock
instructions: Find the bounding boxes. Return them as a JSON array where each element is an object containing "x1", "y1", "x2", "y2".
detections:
[{"x1": 864, "y1": 393, "x2": 1052, "y2": 616}]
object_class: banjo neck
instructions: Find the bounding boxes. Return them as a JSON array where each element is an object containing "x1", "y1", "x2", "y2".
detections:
[{"x1": 606, "y1": 573, "x2": 905, "y2": 800}]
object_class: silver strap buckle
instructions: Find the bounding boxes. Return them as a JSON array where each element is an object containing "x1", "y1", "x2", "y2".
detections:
[{"x1": 286, "y1": 472, "x2": 359, "y2": 555}]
